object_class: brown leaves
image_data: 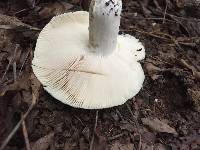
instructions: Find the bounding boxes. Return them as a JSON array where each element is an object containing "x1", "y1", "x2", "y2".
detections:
[
  {"x1": 91, "y1": 131, "x2": 107, "y2": 150},
  {"x1": 0, "y1": 13, "x2": 40, "y2": 31},
  {"x1": 0, "y1": 73, "x2": 30, "y2": 96},
  {"x1": 144, "y1": 63, "x2": 162, "y2": 80},
  {"x1": 110, "y1": 142, "x2": 134, "y2": 150},
  {"x1": 31, "y1": 132, "x2": 54, "y2": 150},
  {"x1": 119, "y1": 121, "x2": 135, "y2": 132},
  {"x1": 141, "y1": 118, "x2": 178, "y2": 136},
  {"x1": 179, "y1": 59, "x2": 200, "y2": 81},
  {"x1": 38, "y1": 1, "x2": 73, "y2": 19},
  {"x1": 187, "y1": 89, "x2": 200, "y2": 112}
]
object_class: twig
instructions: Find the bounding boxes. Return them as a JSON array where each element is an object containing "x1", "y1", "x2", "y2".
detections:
[
  {"x1": 121, "y1": 16, "x2": 176, "y2": 23},
  {"x1": 19, "y1": 49, "x2": 31, "y2": 77},
  {"x1": 162, "y1": 0, "x2": 168, "y2": 24},
  {"x1": 74, "y1": 115, "x2": 85, "y2": 126},
  {"x1": 127, "y1": 26, "x2": 200, "y2": 72},
  {"x1": 1, "y1": 44, "x2": 19, "y2": 82},
  {"x1": 0, "y1": 25, "x2": 40, "y2": 31},
  {"x1": 107, "y1": 133, "x2": 124, "y2": 141},
  {"x1": 13, "y1": 62, "x2": 17, "y2": 82},
  {"x1": 125, "y1": 26, "x2": 171, "y2": 41},
  {"x1": 179, "y1": 59, "x2": 200, "y2": 81},
  {"x1": 1, "y1": 59, "x2": 12, "y2": 82},
  {"x1": 115, "y1": 108, "x2": 125, "y2": 121},
  {"x1": 89, "y1": 110, "x2": 99, "y2": 150},
  {"x1": 22, "y1": 116, "x2": 31, "y2": 150},
  {"x1": 171, "y1": 38, "x2": 200, "y2": 72},
  {"x1": 125, "y1": 103, "x2": 139, "y2": 130},
  {"x1": 0, "y1": 93, "x2": 36, "y2": 150},
  {"x1": 137, "y1": 134, "x2": 142, "y2": 150}
]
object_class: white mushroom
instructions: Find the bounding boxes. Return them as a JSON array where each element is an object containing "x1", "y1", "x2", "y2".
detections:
[{"x1": 32, "y1": 0, "x2": 145, "y2": 109}]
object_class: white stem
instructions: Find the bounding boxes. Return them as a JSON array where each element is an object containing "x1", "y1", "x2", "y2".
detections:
[{"x1": 89, "y1": 0, "x2": 122, "y2": 56}]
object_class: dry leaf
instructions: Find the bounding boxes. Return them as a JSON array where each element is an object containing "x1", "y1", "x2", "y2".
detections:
[
  {"x1": 119, "y1": 121, "x2": 135, "y2": 132},
  {"x1": 179, "y1": 59, "x2": 200, "y2": 81},
  {"x1": 0, "y1": 14, "x2": 39, "y2": 31},
  {"x1": 39, "y1": 1, "x2": 73, "y2": 19},
  {"x1": 0, "y1": 74, "x2": 30, "y2": 96},
  {"x1": 110, "y1": 142, "x2": 134, "y2": 150},
  {"x1": 31, "y1": 132, "x2": 54, "y2": 150},
  {"x1": 92, "y1": 131, "x2": 107, "y2": 150},
  {"x1": 187, "y1": 89, "x2": 200, "y2": 112},
  {"x1": 193, "y1": 71, "x2": 200, "y2": 81},
  {"x1": 30, "y1": 73, "x2": 41, "y2": 100},
  {"x1": 154, "y1": 143, "x2": 169, "y2": 150},
  {"x1": 141, "y1": 118, "x2": 178, "y2": 135},
  {"x1": 144, "y1": 63, "x2": 161, "y2": 80}
]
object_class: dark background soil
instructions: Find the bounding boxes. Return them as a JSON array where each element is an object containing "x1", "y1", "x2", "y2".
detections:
[{"x1": 0, "y1": 0, "x2": 200, "y2": 150}]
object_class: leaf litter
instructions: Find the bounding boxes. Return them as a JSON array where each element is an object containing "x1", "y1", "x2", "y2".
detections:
[{"x1": 0, "y1": 0, "x2": 200, "y2": 150}]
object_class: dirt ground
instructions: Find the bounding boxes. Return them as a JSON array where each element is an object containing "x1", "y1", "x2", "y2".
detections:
[{"x1": 0, "y1": 0, "x2": 200, "y2": 150}]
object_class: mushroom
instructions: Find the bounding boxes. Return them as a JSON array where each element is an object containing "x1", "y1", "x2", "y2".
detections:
[{"x1": 32, "y1": 0, "x2": 145, "y2": 109}]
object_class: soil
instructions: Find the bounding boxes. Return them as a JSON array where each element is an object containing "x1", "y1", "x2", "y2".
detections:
[{"x1": 0, "y1": 0, "x2": 200, "y2": 150}]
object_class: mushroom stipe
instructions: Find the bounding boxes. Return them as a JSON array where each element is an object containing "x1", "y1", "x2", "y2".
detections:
[{"x1": 32, "y1": 0, "x2": 145, "y2": 109}]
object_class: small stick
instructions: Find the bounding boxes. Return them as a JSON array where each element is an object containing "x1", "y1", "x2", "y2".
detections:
[
  {"x1": 125, "y1": 27, "x2": 171, "y2": 41},
  {"x1": 1, "y1": 59, "x2": 12, "y2": 81},
  {"x1": 162, "y1": 0, "x2": 168, "y2": 24},
  {"x1": 13, "y1": 62, "x2": 17, "y2": 82},
  {"x1": 74, "y1": 115, "x2": 85, "y2": 126},
  {"x1": 89, "y1": 110, "x2": 99, "y2": 150},
  {"x1": 137, "y1": 134, "x2": 142, "y2": 150},
  {"x1": 22, "y1": 116, "x2": 31, "y2": 150},
  {"x1": 0, "y1": 93, "x2": 36, "y2": 150},
  {"x1": 107, "y1": 133, "x2": 124, "y2": 141},
  {"x1": 19, "y1": 49, "x2": 31, "y2": 77},
  {"x1": 125, "y1": 103, "x2": 139, "y2": 130},
  {"x1": 1, "y1": 44, "x2": 19, "y2": 82},
  {"x1": 115, "y1": 108, "x2": 125, "y2": 121},
  {"x1": 130, "y1": 26, "x2": 200, "y2": 72}
]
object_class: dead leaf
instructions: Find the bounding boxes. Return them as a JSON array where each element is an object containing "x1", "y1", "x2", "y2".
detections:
[
  {"x1": 179, "y1": 59, "x2": 200, "y2": 81},
  {"x1": 0, "y1": 14, "x2": 40, "y2": 31},
  {"x1": 141, "y1": 130, "x2": 156, "y2": 144},
  {"x1": 110, "y1": 142, "x2": 134, "y2": 150},
  {"x1": 92, "y1": 130, "x2": 107, "y2": 150},
  {"x1": 64, "y1": 138, "x2": 76, "y2": 150},
  {"x1": 39, "y1": 1, "x2": 73, "y2": 19},
  {"x1": 176, "y1": 0, "x2": 200, "y2": 7},
  {"x1": 194, "y1": 71, "x2": 200, "y2": 81},
  {"x1": 119, "y1": 121, "x2": 135, "y2": 132},
  {"x1": 82, "y1": 127, "x2": 90, "y2": 142},
  {"x1": 30, "y1": 73, "x2": 41, "y2": 101},
  {"x1": 141, "y1": 143, "x2": 153, "y2": 150},
  {"x1": 141, "y1": 118, "x2": 178, "y2": 135},
  {"x1": 154, "y1": 143, "x2": 169, "y2": 150},
  {"x1": 187, "y1": 89, "x2": 200, "y2": 112},
  {"x1": 31, "y1": 132, "x2": 54, "y2": 150},
  {"x1": 22, "y1": 90, "x2": 32, "y2": 106},
  {"x1": 0, "y1": 74, "x2": 30, "y2": 96},
  {"x1": 144, "y1": 63, "x2": 161, "y2": 80}
]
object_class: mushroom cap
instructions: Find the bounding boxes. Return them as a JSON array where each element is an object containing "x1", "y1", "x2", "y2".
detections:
[{"x1": 32, "y1": 11, "x2": 145, "y2": 109}]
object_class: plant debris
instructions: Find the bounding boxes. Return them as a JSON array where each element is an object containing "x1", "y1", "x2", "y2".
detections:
[{"x1": 141, "y1": 118, "x2": 178, "y2": 135}]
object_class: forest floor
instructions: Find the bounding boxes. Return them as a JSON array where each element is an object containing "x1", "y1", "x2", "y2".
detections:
[{"x1": 0, "y1": 0, "x2": 200, "y2": 149}]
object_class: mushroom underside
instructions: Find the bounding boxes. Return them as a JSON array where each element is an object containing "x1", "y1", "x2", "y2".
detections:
[{"x1": 32, "y1": 11, "x2": 145, "y2": 109}]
